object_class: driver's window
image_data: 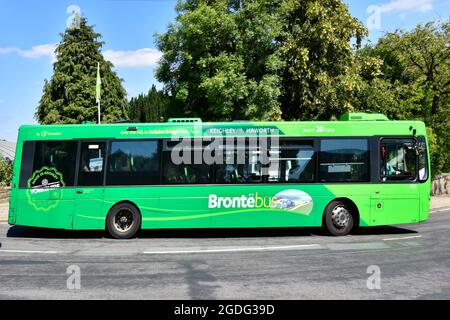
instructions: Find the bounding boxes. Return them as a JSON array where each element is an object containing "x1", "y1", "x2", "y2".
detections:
[
  {"x1": 417, "y1": 136, "x2": 428, "y2": 182},
  {"x1": 380, "y1": 138, "x2": 417, "y2": 181}
]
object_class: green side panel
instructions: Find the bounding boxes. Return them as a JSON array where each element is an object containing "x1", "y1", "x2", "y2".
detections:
[
  {"x1": 142, "y1": 185, "x2": 338, "y2": 229},
  {"x1": 8, "y1": 137, "x2": 21, "y2": 225},
  {"x1": 363, "y1": 184, "x2": 419, "y2": 226},
  {"x1": 13, "y1": 183, "x2": 427, "y2": 230},
  {"x1": 419, "y1": 181, "x2": 431, "y2": 222},
  {"x1": 8, "y1": 189, "x2": 17, "y2": 225},
  {"x1": 15, "y1": 188, "x2": 75, "y2": 229},
  {"x1": 322, "y1": 185, "x2": 372, "y2": 227},
  {"x1": 72, "y1": 187, "x2": 105, "y2": 230},
  {"x1": 158, "y1": 187, "x2": 211, "y2": 228},
  {"x1": 71, "y1": 185, "x2": 340, "y2": 230},
  {"x1": 114, "y1": 185, "x2": 338, "y2": 229}
]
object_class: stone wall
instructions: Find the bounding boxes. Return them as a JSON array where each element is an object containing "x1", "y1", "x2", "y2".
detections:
[
  {"x1": 0, "y1": 187, "x2": 9, "y2": 204},
  {"x1": 431, "y1": 173, "x2": 450, "y2": 196}
]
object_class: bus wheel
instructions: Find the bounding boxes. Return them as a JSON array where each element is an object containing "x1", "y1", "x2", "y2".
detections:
[
  {"x1": 323, "y1": 200, "x2": 354, "y2": 236},
  {"x1": 106, "y1": 203, "x2": 141, "y2": 239}
]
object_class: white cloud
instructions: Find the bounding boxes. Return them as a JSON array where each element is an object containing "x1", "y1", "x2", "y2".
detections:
[
  {"x1": 0, "y1": 44, "x2": 162, "y2": 68},
  {"x1": 103, "y1": 48, "x2": 162, "y2": 68},
  {"x1": 0, "y1": 44, "x2": 57, "y2": 61},
  {"x1": 379, "y1": 0, "x2": 434, "y2": 13}
]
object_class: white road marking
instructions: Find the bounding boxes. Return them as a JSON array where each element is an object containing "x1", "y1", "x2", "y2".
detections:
[
  {"x1": 382, "y1": 235, "x2": 422, "y2": 241},
  {"x1": 327, "y1": 242, "x2": 390, "y2": 251},
  {"x1": 0, "y1": 249, "x2": 59, "y2": 254},
  {"x1": 143, "y1": 244, "x2": 323, "y2": 255}
]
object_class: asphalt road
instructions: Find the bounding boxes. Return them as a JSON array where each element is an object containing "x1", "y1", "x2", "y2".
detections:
[{"x1": 0, "y1": 211, "x2": 449, "y2": 300}]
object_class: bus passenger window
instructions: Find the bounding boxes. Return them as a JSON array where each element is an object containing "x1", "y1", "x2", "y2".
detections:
[
  {"x1": 318, "y1": 139, "x2": 369, "y2": 182},
  {"x1": 161, "y1": 146, "x2": 212, "y2": 184},
  {"x1": 107, "y1": 140, "x2": 160, "y2": 185},
  {"x1": 268, "y1": 140, "x2": 315, "y2": 183},
  {"x1": 26, "y1": 141, "x2": 77, "y2": 187},
  {"x1": 77, "y1": 142, "x2": 106, "y2": 186}
]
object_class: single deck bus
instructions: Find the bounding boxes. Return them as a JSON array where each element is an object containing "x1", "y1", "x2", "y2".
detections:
[{"x1": 8, "y1": 113, "x2": 431, "y2": 238}]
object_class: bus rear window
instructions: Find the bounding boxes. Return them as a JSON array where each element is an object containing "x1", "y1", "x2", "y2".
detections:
[{"x1": 19, "y1": 140, "x2": 77, "y2": 188}]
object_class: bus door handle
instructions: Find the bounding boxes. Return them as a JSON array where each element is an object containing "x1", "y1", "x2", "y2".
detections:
[{"x1": 76, "y1": 190, "x2": 83, "y2": 194}]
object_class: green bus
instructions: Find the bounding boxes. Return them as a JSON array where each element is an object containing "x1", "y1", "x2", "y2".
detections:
[{"x1": 8, "y1": 113, "x2": 431, "y2": 238}]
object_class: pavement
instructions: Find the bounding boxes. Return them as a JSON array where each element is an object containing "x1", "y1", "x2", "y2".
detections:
[
  {"x1": 430, "y1": 195, "x2": 450, "y2": 212},
  {"x1": 0, "y1": 203, "x2": 7, "y2": 221},
  {"x1": 0, "y1": 204, "x2": 450, "y2": 299}
]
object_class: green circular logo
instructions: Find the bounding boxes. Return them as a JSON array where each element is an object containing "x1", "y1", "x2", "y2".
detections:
[{"x1": 26, "y1": 166, "x2": 66, "y2": 212}]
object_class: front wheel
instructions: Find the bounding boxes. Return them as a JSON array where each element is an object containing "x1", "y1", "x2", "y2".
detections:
[
  {"x1": 106, "y1": 203, "x2": 141, "y2": 239},
  {"x1": 323, "y1": 201, "x2": 354, "y2": 236}
]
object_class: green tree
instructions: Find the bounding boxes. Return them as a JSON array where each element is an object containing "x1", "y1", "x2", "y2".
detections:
[
  {"x1": 0, "y1": 158, "x2": 12, "y2": 187},
  {"x1": 156, "y1": 0, "x2": 366, "y2": 121},
  {"x1": 277, "y1": 0, "x2": 366, "y2": 120},
  {"x1": 355, "y1": 20, "x2": 450, "y2": 175},
  {"x1": 36, "y1": 16, "x2": 128, "y2": 124},
  {"x1": 129, "y1": 85, "x2": 168, "y2": 122}
]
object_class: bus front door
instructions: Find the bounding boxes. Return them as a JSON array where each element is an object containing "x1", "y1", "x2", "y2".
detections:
[
  {"x1": 72, "y1": 141, "x2": 106, "y2": 230},
  {"x1": 371, "y1": 138, "x2": 420, "y2": 225}
]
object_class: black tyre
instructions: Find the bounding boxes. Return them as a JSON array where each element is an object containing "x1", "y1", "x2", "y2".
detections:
[
  {"x1": 323, "y1": 200, "x2": 354, "y2": 236},
  {"x1": 106, "y1": 203, "x2": 141, "y2": 239}
]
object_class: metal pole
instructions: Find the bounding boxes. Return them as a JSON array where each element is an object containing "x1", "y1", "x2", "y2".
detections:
[{"x1": 98, "y1": 100, "x2": 101, "y2": 124}]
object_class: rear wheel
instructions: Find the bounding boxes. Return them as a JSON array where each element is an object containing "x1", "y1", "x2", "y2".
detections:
[
  {"x1": 323, "y1": 200, "x2": 354, "y2": 236},
  {"x1": 106, "y1": 203, "x2": 141, "y2": 239}
]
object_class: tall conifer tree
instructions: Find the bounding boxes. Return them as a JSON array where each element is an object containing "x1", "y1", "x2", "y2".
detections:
[{"x1": 36, "y1": 15, "x2": 128, "y2": 124}]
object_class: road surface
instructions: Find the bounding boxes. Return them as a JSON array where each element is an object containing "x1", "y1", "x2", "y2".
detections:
[{"x1": 0, "y1": 211, "x2": 449, "y2": 299}]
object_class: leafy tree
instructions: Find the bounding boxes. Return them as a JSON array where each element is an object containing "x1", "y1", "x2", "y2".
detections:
[
  {"x1": 0, "y1": 158, "x2": 12, "y2": 187},
  {"x1": 36, "y1": 16, "x2": 128, "y2": 124},
  {"x1": 355, "y1": 21, "x2": 450, "y2": 175},
  {"x1": 129, "y1": 85, "x2": 168, "y2": 122},
  {"x1": 156, "y1": 0, "x2": 366, "y2": 121},
  {"x1": 277, "y1": 0, "x2": 367, "y2": 120}
]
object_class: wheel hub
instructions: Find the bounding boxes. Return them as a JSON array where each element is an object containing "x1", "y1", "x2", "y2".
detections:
[
  {"x1": 114, "y1": 209, "x2": 134, "y2": 232},
  {"x1": 331, "y1": 206, "x2": 350, "y2": 229}
]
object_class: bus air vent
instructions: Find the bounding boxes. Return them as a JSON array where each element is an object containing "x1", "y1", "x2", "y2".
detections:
[
  {"x1": 167, "y1": 118, "x2": 202, "y2": 123},
  {"x1": 339, "y1": 113, "x2": 389, "y2": 121}
]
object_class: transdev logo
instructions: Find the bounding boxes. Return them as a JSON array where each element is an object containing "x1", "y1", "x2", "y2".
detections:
[{"x1": 208, "y1": 189, "x2": 313, "y2": 215}]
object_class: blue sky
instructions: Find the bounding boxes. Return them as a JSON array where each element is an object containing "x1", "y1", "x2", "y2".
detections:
[{"x1": 0, "y1": 0, "x2": 448, "y2": 141}]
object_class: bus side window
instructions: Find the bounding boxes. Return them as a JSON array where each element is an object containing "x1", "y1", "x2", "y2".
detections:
[
  {"x1": 26, "y1": 140, "x2": 77, "y2": 188},
  {"x1": 318, "y1": 139, "x2": 369, "y2": 183},
  {"x1": 271, "y1": 140, "x2": 315, "y2": 183},
  {"x1": 77, "y1": 142, "x2": 106, "y2": 186},
  {"x1": 107, "y1": 140, "x2": 161, "y2": 185}
]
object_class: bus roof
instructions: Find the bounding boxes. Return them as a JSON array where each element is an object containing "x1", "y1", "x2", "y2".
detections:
[{"x1": 17, "y1": 113, "x2": 426, "y2": 141}]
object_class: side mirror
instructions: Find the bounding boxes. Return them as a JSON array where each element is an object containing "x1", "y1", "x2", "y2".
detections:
[{"x1": 413, "y1": 140, "x2": 426, "y2": 156}]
